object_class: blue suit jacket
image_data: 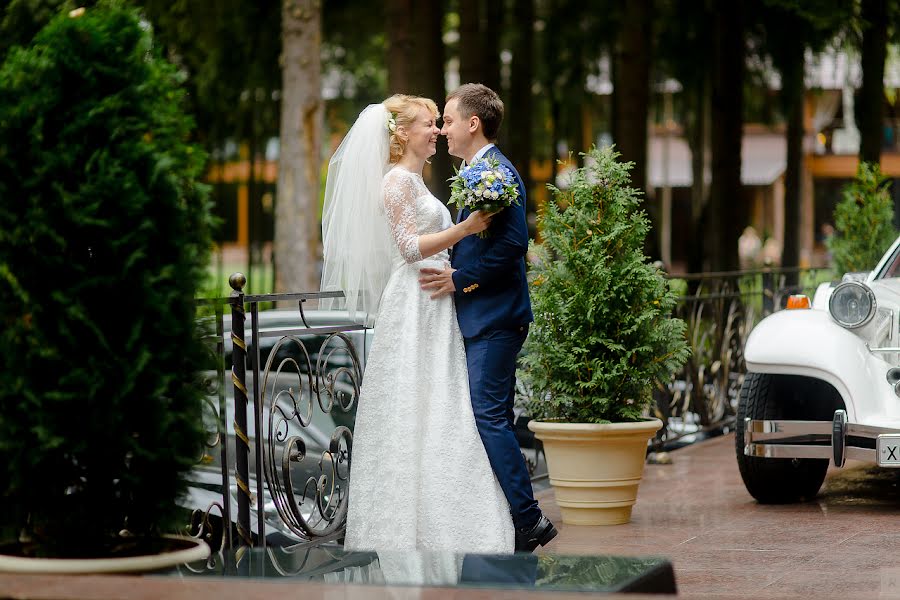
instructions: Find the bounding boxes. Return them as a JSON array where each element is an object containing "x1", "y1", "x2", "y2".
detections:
[{"x1": 451, "y1": 146, "x2": 534, "y2": 339}]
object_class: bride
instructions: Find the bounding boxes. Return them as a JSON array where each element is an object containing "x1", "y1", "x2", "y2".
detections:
[{"x1": 320, "y1": 95, "x2": 515, "y2": 554}]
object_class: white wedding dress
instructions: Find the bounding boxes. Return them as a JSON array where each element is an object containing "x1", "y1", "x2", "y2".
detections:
[{"x1": 343, "y1": 165, "x2": 515, "y2": 555}]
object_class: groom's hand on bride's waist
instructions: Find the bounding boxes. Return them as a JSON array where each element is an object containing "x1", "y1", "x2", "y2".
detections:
[{"x1": 419, "y1": 265, "x2": 456, "y2": 299}]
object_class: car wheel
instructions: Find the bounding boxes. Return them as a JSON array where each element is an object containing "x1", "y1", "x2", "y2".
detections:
[{"x1": 735, "y1": 372, "x2": 829, "y2": 503}]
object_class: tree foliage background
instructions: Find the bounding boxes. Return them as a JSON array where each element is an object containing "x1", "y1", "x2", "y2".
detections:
[
  {"x1": 1, "y1": 0, "x2": 898, "y2": 280},
  {"x1": 829, "y1": 163, "x2": 898, "y2": 273}
]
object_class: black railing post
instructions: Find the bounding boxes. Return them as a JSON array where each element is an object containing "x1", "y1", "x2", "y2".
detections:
[
  {"x1": 229, "y1": 273, "x2": 253, "y2": 553},
  {"x1": 250, "y1": 301, "x2": 266, "y2": 552},
  {"x1": 762, "y1": 266, "x2": 775, "y2": 315},
  {"x1": 215, "y1": 301, "x2": 232, "y2": 552}
]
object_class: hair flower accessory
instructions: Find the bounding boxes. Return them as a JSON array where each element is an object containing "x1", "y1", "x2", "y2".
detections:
[{"x1": 386, "y1": 112, "x2": 397, "y2": 133}]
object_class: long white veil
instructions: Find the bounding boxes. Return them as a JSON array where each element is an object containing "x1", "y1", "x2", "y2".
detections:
[{"x1": 319, "y1": 104, "x2": 394, "y2": 326}]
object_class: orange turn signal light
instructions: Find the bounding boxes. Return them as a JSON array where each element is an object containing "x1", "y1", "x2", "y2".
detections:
[{"x1": 786, "y1": 294, "x2": 811, "y2": 310}]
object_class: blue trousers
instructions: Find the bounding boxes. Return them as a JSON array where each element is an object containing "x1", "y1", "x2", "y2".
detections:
[{"x1": 464, "y1": 327, "x2": 541, "y2": 531}]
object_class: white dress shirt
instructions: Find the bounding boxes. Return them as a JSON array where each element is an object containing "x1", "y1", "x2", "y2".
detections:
[{"x1": 463, "y1": 143, "x2": 496, "y2": 167}]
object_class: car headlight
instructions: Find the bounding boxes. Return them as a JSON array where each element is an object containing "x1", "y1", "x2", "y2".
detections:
[{"x1": 828, "y1": 281, "x2": 877, "y2": 328}]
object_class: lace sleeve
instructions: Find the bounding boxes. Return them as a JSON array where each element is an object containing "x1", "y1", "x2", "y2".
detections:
[{"x1": 382, "y1": 170, "x2": 423, "y2": 263}]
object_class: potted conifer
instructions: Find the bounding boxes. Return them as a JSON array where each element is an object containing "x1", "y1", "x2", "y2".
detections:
[
  {"x1": 0, "y1": 4, "x2": 212, "y2": 571},
  {"x1": 522, "y1": 146, "x2": 690, "y2": 526}
]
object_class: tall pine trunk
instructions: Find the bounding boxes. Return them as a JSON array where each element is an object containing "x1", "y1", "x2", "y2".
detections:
[
  {"x1": 508, "y1": 0, "x2": 534, "y2": 225},
  {"x1": 386, "y1": 0, "x2": 413, "y2": 92},
  {"x1": 858, "y1": 0, "x2": 887, "y2": 165},
  {"x1": 412, "y1": 2, "x2": 450, "y2": 200},
  {"x1": 275, "y1": 0, "x2": 321, "y2": 293},
  {"x1": 459, "y1": 0, "x2": 482, "y2": 85},
  {"x1": 687, "y1": 75, "x2": 712, "y2": 274},
  {"x1": 612, "y1": 0, "x2": 655, "y2": 256},
  {"x1": 385, "y1": 2, "x2": 448, "y2": 198},
  {"x1": 612, "y1": 0, "x2": 650, "y2": 190},
  {"x1": 709, "y1": 0, "x2": 744, "y2": 272},
  {"x1": 483, "y1": 0, "x2": 502, "y2": 93},
  {"x1": 781, "y1": 32, "x2": 805, "y2": 280}
]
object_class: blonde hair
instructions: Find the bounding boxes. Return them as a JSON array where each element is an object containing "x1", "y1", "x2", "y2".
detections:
[{"x1": 382, "y1": 94, "x2": 439, "y2": 164}]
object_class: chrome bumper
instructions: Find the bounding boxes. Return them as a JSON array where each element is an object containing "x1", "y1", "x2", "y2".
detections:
[{"x1": 743, "y1": 410, "x2": 900, "y2": 468}]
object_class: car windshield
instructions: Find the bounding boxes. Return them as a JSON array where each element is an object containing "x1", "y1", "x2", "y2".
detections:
[{"x1": 877, "y1": 242, "x2": 900, "y2": 279}]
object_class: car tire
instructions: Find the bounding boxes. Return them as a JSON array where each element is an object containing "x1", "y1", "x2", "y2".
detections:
[{"x1": 735, "y1": 372, "x2": 829, "y2": 503}]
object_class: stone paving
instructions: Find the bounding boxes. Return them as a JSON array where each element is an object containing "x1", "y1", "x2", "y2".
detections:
[
  {"x1": 4, "y1": 432, "x2": 900, "y2": 599},
  {"x1": 541, "y1": 432, "x2": 900, "y2": 598}
]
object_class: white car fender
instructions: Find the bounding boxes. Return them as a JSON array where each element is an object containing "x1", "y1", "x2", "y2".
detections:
[{"x1": 744, "y1": 309, "x2": 898, "y2": 423}]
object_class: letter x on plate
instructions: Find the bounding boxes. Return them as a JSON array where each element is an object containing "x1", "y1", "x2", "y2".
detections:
[{"x1": 877, "y1": 434, "x2": 900, "y2": 467}]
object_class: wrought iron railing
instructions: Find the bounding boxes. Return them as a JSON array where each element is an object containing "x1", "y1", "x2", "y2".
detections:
[
  {"x1": 652, "y1": 266, "x2": 833, "y2": 449},
  {"x1": 186, "y1": 266, "x2": 832, "y2": 558},
  {"x1": 188, "y1": 274, "x2": 366, "y2": 559}
]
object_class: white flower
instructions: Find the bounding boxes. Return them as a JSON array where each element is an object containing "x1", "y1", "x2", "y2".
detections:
[
  {"x1": 475, "y1": 188, "x2": 483, "y2": 197},
  {"x1": 386, "y1": 113, "x2": 397, "y2": 133},
  {"x1": 69, "y1": 6, "x2": 85, "y2": 17},
  {"x1": 490, "y1": 190, "x2": 499, "y2": 199}
]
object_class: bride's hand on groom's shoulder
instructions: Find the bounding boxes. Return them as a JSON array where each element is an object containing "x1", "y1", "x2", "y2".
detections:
[{"x1": 463, "y1": 210, "x2": 493, "y2": 236}]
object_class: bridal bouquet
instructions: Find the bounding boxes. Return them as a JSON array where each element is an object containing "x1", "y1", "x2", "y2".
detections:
[{"x1": 447, "y1": 156, "x2": 520, "y2": 237}]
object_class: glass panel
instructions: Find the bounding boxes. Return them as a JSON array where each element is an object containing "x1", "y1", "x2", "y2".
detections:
[{"x1": 161, "y1": 546, "x2": 676, "y2": 595}]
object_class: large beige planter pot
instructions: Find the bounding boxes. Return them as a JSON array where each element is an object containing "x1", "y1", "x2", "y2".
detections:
[
  {"x1": 528, "y1": 418, "x2": 663, "y2": 526},
  {"x1": 0, "y1": 535, "x2": 209, "y2": 574}
]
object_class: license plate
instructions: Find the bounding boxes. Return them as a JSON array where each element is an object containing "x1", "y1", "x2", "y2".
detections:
[{"x1": 877, "y1": 434, "x2": 900, "y2": 467}]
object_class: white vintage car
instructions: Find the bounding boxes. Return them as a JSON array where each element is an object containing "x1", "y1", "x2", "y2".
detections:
[{"x1": 737, "y1": 234, "x2": 900, "y2": 503}]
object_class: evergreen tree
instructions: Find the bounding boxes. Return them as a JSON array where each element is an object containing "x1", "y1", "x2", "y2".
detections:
[
  {"x1": 521, "y1": 146, "x2": 690, "y2": 424},
  {"x1": 828, "y1": 162, "x2": 898, "y2": 274},
  {"x1": 0, "y1": 3, "x2": 214, "y2": 555}
]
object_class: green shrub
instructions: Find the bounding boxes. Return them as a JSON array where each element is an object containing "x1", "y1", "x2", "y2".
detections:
[
  {"x1": 828, "y1": 162, "x2": 897, "y2": 274},
  {"x1": 0, "y1": 3, "x2": 214, "y2": 556},
  {"x1": 520, "y1": 146, "x2": 690, "y2": 424}
]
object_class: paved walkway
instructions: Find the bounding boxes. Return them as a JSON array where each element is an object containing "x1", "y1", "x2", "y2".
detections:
[
  {"x1": 5, "y1": 432, "x2": 900, "y2": 599},
  {"x1": 540, "y1": 432, "x2": 900, "y2": 598}
]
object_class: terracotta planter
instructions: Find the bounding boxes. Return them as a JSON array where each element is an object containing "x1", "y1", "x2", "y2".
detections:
[
  {"x1": 0, "y1": 535, "x2": 210, "y2": 574},
  {"x1": 528, "y1": 419, "x2": 663, "y2": 526}
]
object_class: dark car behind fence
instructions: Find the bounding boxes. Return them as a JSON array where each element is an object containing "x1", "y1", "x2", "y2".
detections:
[{"x1": 189, "y1": 275, "x2": 367, "y2": 557}]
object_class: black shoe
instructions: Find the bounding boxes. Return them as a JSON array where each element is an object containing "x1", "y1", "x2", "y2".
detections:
[{"x1": 515, "y1": 515, "x2": 557, "y2": 553}]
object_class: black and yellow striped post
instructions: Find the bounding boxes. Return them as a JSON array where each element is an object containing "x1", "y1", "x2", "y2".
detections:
[{"x1": 229, "y1": 273, "x2": 253, "y2": 556}]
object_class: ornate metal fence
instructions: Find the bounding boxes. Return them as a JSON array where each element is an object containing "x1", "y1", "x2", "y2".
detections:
[
  {"x1": 184, "y1": 266, "x2": 833, "y2": 559},
  {"x1": 652, "y1": 266, "x2": 832, "y2": 449},
  {"x1": 188, "y1": 275, "x2": 366, "y2": 559}
]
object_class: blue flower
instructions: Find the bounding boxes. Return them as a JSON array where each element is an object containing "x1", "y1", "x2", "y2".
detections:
[{"x1": 446, "y1": 156, "x2": 521, "y2": 237}]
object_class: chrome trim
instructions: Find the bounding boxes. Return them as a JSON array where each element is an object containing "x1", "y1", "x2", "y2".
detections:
[
  {"x1": 744, "y1": 419, "x2": 831, "y2": 437},
  {"x1": 848, "y1": 423, "x2": 899, "y2": 437},
  {"x1": 745, "y1": 418, "x2": 900, "y2": 442},
  {"x1": 744, "y1": 444, "x2": 875, "y2": 462},
  {"x1": 886, "y1": 367, "x2": 900, "y2": 384},
  {"x1": 743, "y1": 413, "x2": 900, "y2": 467},
  {"x1": 829, "y1": 281, "x2": 877, "y2": 329},
  {"x1": 744, "y1": 444, "x2": 831, "y2": 460},
  {"x1": 848, "y1": 447, "x2": 877, "y2": 462},
  {"x1": 867, "y1": 345, "x2": 900, "y2": 353}
]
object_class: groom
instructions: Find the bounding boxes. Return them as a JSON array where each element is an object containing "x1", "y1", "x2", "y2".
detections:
[{"x1": 419, "y1": 83, "x2": 557, "y2": 552}]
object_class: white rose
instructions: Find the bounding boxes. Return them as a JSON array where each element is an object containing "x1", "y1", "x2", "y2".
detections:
[{"x1": 475, "y1": 188, "x2": 483, "y2": 197}]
